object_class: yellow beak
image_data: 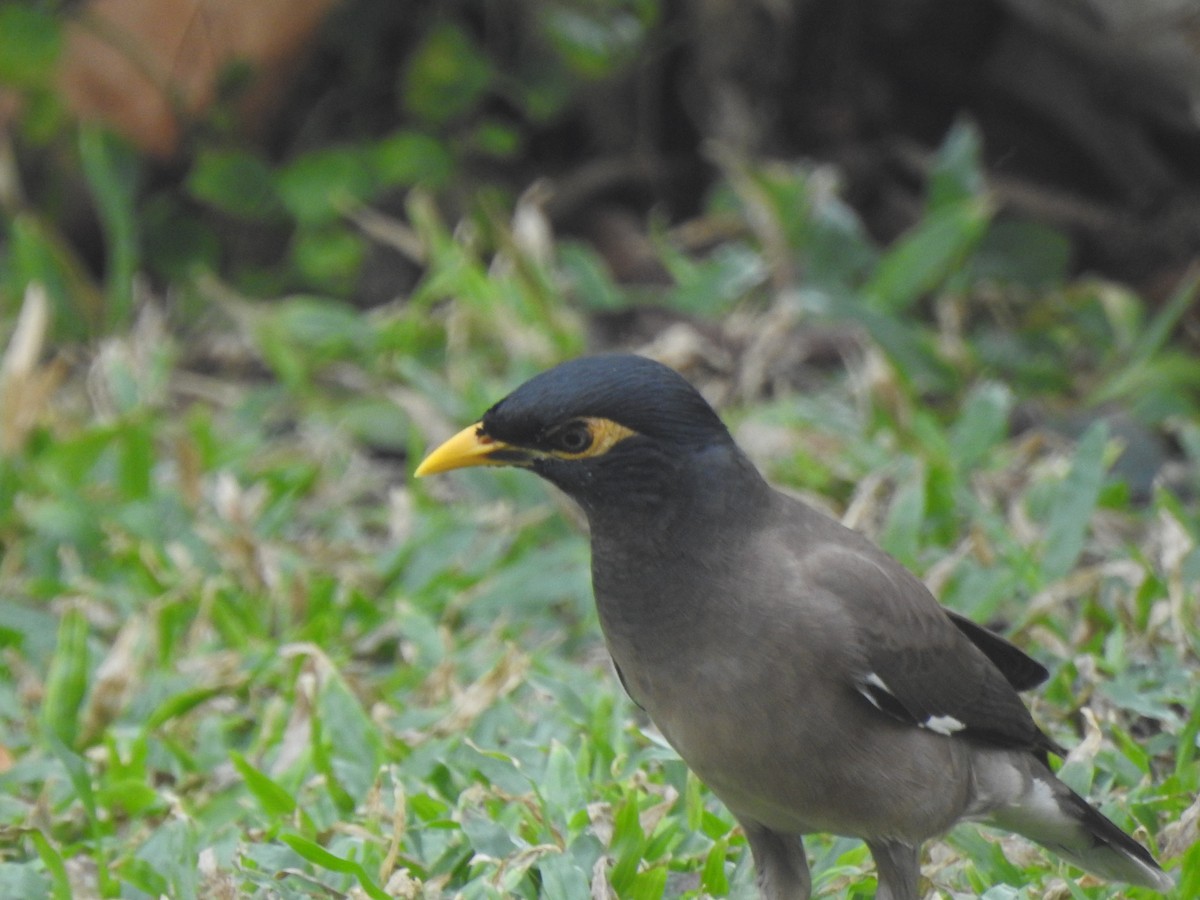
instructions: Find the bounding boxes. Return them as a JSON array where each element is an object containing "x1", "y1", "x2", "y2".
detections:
[{"x1": 414, "y1": 422, "x2": 518, "y2": 476}]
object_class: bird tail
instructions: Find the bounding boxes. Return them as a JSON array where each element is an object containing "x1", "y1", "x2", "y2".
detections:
[{"x1": 986, "y1": 766, "x2": 1173, "y2": 892}]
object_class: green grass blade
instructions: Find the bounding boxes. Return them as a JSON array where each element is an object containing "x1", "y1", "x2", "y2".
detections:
[
  {"x1": 27, "y1": 830, "x2": 71, "y2": 900},
  {"x1": 280, "y1": 833, "x2": 391, "y2": 900},
  {"x1": 78, "y1": 127, "x2": 140, "y2": 331},
  {"x1": 39, "y1": 607, "x2": 89, "y2": 748},
  {"x1": 1040, "y1": 421, "x2": 1108, "y2": 582},
  {"x1": 229, "y1": 751, "x2": 301, "y2": 822},
  {"x1": 863, "y1": 197, "x2": 992, "y2": 314}
]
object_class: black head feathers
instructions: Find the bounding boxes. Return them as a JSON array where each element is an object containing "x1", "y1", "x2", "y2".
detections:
[{"x1": 481, "y1": 355, "x2": 731, "y2": 450}]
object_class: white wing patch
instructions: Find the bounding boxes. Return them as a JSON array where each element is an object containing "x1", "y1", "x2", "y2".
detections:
[
  {"x1": 922, "y1": 714, "x2": 966, "y2": 735},
  {"x1": 857, "y1": 672, "x2": 893, "y2": 711},
  {"x1": 865, "y1": 672, "x2": 890, "y2": 691},
  {"x1": 858, "y1": 672, "x2": 967, "y2": 737}
]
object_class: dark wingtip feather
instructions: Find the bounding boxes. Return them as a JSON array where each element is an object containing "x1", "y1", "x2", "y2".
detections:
[
  {"x1": 1062, "y1": 787, "x2": 1175, "y2": 891},
  {"x1": 945, "y1": 610, "x2": 1050, "y2": 692}
]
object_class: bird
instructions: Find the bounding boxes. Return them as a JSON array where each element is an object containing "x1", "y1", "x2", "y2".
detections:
[{"x1": 414, "y1": 354, "x2": 1173, "y2": 899}]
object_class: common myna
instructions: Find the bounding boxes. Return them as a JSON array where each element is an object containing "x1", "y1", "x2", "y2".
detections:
[{"x1": 416, "y1": 354, "x2": 1172, "y2": 899}]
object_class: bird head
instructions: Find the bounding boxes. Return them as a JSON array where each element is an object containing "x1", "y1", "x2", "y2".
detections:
[{"x1": 415, "y1": 355, "x2": 737, "y2": 514}]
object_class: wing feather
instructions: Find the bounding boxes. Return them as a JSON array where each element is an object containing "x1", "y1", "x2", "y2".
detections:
[{"x1": 804, "y1": 543, "x2": 1063, "y2": 756}]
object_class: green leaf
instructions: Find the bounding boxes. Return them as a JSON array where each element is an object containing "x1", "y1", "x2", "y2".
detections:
[
  {"x1": 310, "y1": 684, "x2": 367, "y2": 813},
  {"x1": 685, "y1": 771, "x2": 705, "y2": 833},
  {"x1": 45, "y1": 739, "x2": 116, "y2": 894},
  {"x1": 187, "y1": 149, "x2": 280, "y2": 220},
  {"x1": 863, "y1": 197, "x2": 993, "y2": 314},
  {"x1": 979, "y1": 886, "x2": 1022, "y2": 900},
  {"x1": 540, "y1": 741, "x2": 585, "y2": 816},
  {"x1": 279, "y1": 833, "x2": 390, "y2": 900},
  {"x1": 277, "y1": 147, "x2": 376, "y2": 225},
  {"x1": 0, "y1": 6, "x2": 60, "y2": 87},
  {"x1": 1091, "y1": 271, "x2": 1200, "y2": 412},
  {"x1": 79, "y1": 127, "x2": 140, "y2": 330},
  {"x1": 0, "y1": 861, "x2": 54, "y2": 899},
  {"x1": 626, "y1": 864, "x2": 668, "y2": 900},
  {"x1": 96, "y1": 778, "x2": 162, "y2": 817},
  {"x1": 968, "y1": 218, "x2": 1071, "y2": 288},
  {"x1": 1040, "y1": 421, "x2": 1108, "y2": 582},
  {"x1": 290, "y1": 225, "x2": 366, "y2": 290},
  {"x1": 540, "y1": 6, "x2": 650, "y2": 78},
  {"x1": 5, "y1": 213, "x2": 104, "y2": 338},
  {"x1": 371, "y1": 131, "x2": 454, "y2": 189},
  {"x1": 1120, "y1": 268, "x2": 1200, "y2": 371},
  {"x1": 402, "y1": 24, "x2": 492, "y2": 124},
  {"x1": 1055, "y1": 750, "x2": 1095, "y2": 797},
  {"x1": 880, "y1": 461, "x2": 926, "y2": 567},
  {"x1": 229, "y1": 751, "x2": 299, "y2": 819},
  {"x1": 117, "y1": 858, "x2": 169, "y2": 897},
  {"x1": 131, "y1": 820, "x2": 200, "y2": 897},
  {"x1": 460, "y1": 810, "x2": 518, "y2": 858},
  {"x1": 848, "y1": 302, "x2": 957, "y2": 395},
  {"x1": 700, "y1": 838, "x2": 730, "y2": 894},
  {"x1": 537, "y1": 852, "x2": 592, "y2": 900},
  {"x1": 607, "y1": 794, "x2": 645, "y2": 893},
  {"x1": 254, "y1": 296, "x2": 373, "y2": 386},
  {"x1": 469, "y1": 120, "x2": 522, "y2": 159},
  {"x1": 558, "y1": 242, "x2": 625, "y2": 312},
  {"x1": 117, "y1": 423, "x2": 154, "y2": 498},
  {"x1": 662, "y1": 241, "x2": 766, "y2": 316},
  {"x1": 141, "y1": 193, "x2": 221, "y2": 280},
  {"x1": 949, "y1": 382, "x2": 1013, "y2": 470},
  {"x1": 731, "y1": 162, "x2": 875, "y2": 287},
  {"x1": 40, "y1": 608, "x2": 89, "y2": 747},
  {"x1": 1178, "y1": 841, "x2": 1200, "y2": 899},
  {"x1": 926, "y1": 120, "x2": 985, "y2": 211},
  {"x1": 27, "y1": 830, "x2": 70, "y2": 900},
  {"x1": 143, "y1": 685, "x2": 228, "y2": 732},
  {"x1": 47, "y1": 738, "x2": 99, "y2": 822},
  {"x1": 1174, "y1": 682, "x2": 1200, "y2": 779}
]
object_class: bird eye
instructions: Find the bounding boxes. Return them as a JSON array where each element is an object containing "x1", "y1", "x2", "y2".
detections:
[{"x1": 554, "y1": 421, "x2": 593, "y2": 454}]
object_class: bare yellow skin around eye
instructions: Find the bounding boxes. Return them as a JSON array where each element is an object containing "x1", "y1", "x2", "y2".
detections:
[
  {"x1": 415, "y1": 416, "x2": 640, "y2": 476},
  {"x1": 554, "y1": 417, "x2": 638, "y2": 460}
]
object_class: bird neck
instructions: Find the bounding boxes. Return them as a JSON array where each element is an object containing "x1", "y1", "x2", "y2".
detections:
[
  {"x1": 587, "y1": 441, "x2": 768, "y2": 538},
  {"x1": 584, "y1": 444, "x2": 772, "y2": 633}
]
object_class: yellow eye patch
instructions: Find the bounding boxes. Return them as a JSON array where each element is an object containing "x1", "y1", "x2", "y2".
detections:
[{"x1": 552, "y1": 417, "x2": 638, "y2": 459}]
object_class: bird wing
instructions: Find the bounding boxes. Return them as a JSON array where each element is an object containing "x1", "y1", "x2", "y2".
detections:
[
  {"x1": 944, "y1": 609, "x2": 1049, "y2": 692},
  {"x1": 805, "y1": 543, "x2": 1061, "y2": 755}
]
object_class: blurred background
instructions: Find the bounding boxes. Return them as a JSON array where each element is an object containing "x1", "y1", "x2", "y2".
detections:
[{"x1": 1, "y1": 1, "x2": 1198, "y2": 897}]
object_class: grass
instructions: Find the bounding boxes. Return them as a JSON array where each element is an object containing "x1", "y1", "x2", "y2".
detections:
[{"x1": 1, "y1": 143, "x2": 1198, "y2": 899}]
